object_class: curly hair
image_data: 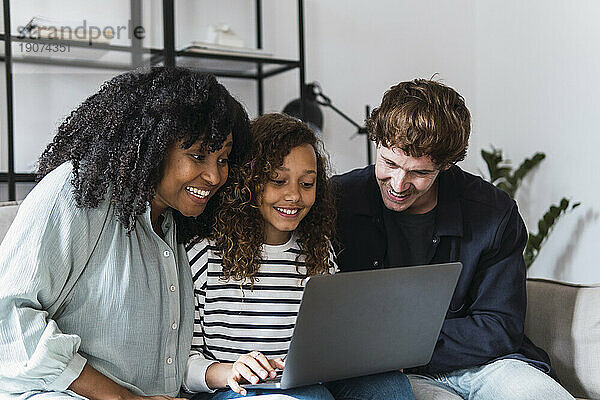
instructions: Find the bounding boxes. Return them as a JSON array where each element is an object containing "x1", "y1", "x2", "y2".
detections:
[
  {"x1": 366, "y1": 79, "x2": 471, "y2": 167},
  {"x1": 210, "y1": 113, "x2": 336, "y2": 284},
  {"x1": 37, "y1": 66, "x2": 251, "y2": 243}
]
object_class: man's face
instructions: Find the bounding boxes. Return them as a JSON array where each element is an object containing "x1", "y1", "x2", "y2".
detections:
[{"x1": 375, "y1": 145, "x2": 447, "y2": 214}]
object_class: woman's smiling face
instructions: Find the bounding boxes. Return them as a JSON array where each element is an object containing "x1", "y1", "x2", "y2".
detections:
[
  {"x1": 152, "y1": 133, "x2": 233, "y2": 222},
  {"x1": 258, "y1": 143, "x2": 318, "y2": 245}
]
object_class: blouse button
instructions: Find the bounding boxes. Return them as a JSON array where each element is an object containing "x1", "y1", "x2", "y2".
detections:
[
  {"x1": 163, "y1": 250, "x2": 170, "y2": 257},
  {"x1": 166, "y1": 357, "x2": 173, "y2": 365},
  {"x1": 169, "y1": 284, "x2": 176, "y2": 292}
]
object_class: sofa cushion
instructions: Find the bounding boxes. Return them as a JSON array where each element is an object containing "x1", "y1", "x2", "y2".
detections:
[
  {"x1": 526, "y1": 278, "x2": 600, "y2": 399},
  {"x1": 0, "y1": 201, "x2": 19, "y2": 244}
]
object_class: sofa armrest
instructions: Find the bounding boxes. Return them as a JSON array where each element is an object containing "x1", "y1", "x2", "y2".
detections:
[
  {"x1": 0, "y1": 201, "x2": 20, "y2": 244},
  {"x1": 525, "y1": 278, "x2": 600, "y2": 399}
]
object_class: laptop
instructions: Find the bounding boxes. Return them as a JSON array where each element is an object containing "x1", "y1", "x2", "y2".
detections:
[{"x1": 242, "y1": 262, "x2": 462, "y2": 390}]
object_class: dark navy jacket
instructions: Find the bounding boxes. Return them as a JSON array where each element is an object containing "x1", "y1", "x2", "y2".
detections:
[{"x1": 331, "y1": 165, "x2": 556, "y2": 378}]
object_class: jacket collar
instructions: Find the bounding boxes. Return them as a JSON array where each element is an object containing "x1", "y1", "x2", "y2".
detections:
[
  {"x1": 436, "y1": 165, "x2": 463, "y2": 237},
  {"x1": 351, "y1": 165, "x2": 385, "y2": 218},
  {"x1": 356, "y1": 165, "x2": 463, "y2": 237}
]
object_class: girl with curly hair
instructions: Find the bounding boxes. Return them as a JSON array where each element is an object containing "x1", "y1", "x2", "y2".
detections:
[
  {"x1": 0, "y1": 67, "x2": 251, "y2": 400},
  {"x1": 184, "y1": 114, "x2": 414, "y2": 400}
]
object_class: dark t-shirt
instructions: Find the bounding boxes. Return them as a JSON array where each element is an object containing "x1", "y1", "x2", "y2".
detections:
[{"x1": 383, "y1": 206, "x2": 437, "y2": 267}]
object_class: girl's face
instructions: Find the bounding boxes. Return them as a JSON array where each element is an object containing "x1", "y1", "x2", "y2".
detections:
[
  {"x1": 152, "y1": 133, "x2": 232, "y2": 222},
  {"x1": 259, "y1": 143, "x2": 318, "y2": 245}
]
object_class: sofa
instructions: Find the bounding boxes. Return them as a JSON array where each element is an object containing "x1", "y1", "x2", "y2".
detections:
[
  {"x1": 525, "y1": 279, "x2": 599, "y2": 399},
  {"x1": 0, "y1": 201, "x2": 598, "y2": 399}
]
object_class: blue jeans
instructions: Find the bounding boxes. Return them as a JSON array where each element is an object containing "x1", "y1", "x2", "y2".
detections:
[
  {"x1": 192, "y1": 370, "x2": 414, "y2": 400},
  {"x1": 326, "y1": 370, "x2": 414, "y2": 400},
  {"x1": 191, "y1": 384, "x2": 333, "y2": 400},
  {"x1": 409, "y1": 359, "x2": 574, "y2": 400}
]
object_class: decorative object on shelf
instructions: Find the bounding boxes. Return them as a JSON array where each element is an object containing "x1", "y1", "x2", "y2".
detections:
[
  {"x1": 178, "y1": 41, "x2": 275, "y2": 74},
  {"x1": 481, "y1": 147, "x2": 580, "y2": 268},
  {"x1": 206, "y1": 23, "x2": 244, "y2": 47},
  {"x1": 183, "y1": 41, "x2": 272, "y2": 58},
  {"x1": 283, "y1": 82, "x2": 372, "y2": 164}
]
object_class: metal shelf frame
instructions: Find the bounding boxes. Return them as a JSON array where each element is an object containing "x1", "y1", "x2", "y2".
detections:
[{"x1": 0, "y1": 0, "x2": 306, "y2": 200}]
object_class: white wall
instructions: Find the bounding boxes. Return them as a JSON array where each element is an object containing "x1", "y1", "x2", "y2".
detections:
[
  {"x1": 469, "y1": 1, "x2": 600, "y2": 284},
  {"x1": 300, "y1": 0, "x2": 600, "y2": 283},
  {"x1": 1, "y1": 0, "x2": 598, "y2": 283},
  {"x1": 303, "y1": 0, "x2": 476, "y2": 174}
]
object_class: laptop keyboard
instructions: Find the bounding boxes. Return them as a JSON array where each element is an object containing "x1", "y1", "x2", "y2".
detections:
[
  {"x1": 241, "y1": 369, "x2": 283, "y2": 387},
  {"x1": 263, "y1": 369, "x2": 283, "y2": 383}
]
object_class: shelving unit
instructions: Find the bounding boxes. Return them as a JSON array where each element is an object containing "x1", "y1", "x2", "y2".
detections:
[{"x1": 1, "y1": 0, "x2": 306, "y2": 201}]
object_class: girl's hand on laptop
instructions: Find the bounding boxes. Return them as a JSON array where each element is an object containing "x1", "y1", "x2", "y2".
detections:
[
  {"x1": 226, "y1": 351, "x2": 279, "y2": 395},
  {"x1": 270, "y1": 357, "x2": 285, "y2": 370}
]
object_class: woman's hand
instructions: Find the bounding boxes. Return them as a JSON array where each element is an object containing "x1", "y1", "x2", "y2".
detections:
[{"x1": 206, "y1": 351, "x2": 285, "y2": 396}]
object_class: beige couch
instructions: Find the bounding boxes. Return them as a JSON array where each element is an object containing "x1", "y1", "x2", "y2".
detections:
[
  {"x1": 0, "y1": 201, "x2": 598, "y2": 399},
  {"x1": 526, "y1": 279, "x2": 600, "y2": 399}
]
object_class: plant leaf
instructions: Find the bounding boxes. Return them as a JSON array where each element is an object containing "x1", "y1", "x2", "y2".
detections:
[
  {"x1": 525, "y1": 198, "x2": 580, "y2": 269},
  {"x1": 511, "y1": 152, "x2": 545, "y2": 194},
  {"x1": 481, "y1": 147, "x2": 510, "y2": 184}
]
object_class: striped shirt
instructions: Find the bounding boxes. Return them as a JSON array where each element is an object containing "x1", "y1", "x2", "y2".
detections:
[{"x1": 183, "y1": 233, "x2": 337, "y2": 393}]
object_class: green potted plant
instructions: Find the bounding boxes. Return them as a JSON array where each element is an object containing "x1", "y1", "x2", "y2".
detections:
[{"x1": 481, "y1": 148, "x2": 580, "y2": 268}]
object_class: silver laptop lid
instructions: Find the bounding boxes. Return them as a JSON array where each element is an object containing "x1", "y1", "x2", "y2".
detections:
[{"x1": 279, "y1": 262, "x2": 462, "y2": 389}]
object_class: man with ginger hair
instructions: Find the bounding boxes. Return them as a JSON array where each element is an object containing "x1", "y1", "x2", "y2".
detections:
[{"x1": 331, "y1": 79, "x2": 574, "y2": 399}]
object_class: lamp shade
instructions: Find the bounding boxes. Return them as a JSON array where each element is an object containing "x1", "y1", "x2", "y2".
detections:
[{"x1": 282, "y1": 83, "x2": 323, "y2": 134}]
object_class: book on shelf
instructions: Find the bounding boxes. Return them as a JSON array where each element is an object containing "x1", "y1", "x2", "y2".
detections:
[{"x1": 182, "y1": 41, "x2": 273, "y2": 58}]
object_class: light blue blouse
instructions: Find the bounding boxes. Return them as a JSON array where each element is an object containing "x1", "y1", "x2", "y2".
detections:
[{"x1": 0, "y1": 162, "x2": 194, "y2": 397}]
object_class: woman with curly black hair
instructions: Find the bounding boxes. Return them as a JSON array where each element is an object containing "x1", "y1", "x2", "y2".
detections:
[
  {"x1": 184, "y1": 113, "x2": 414, "y2": 400},
  {"x1": 0, "y1": 67, "x2": 251, "y2": 400}
]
